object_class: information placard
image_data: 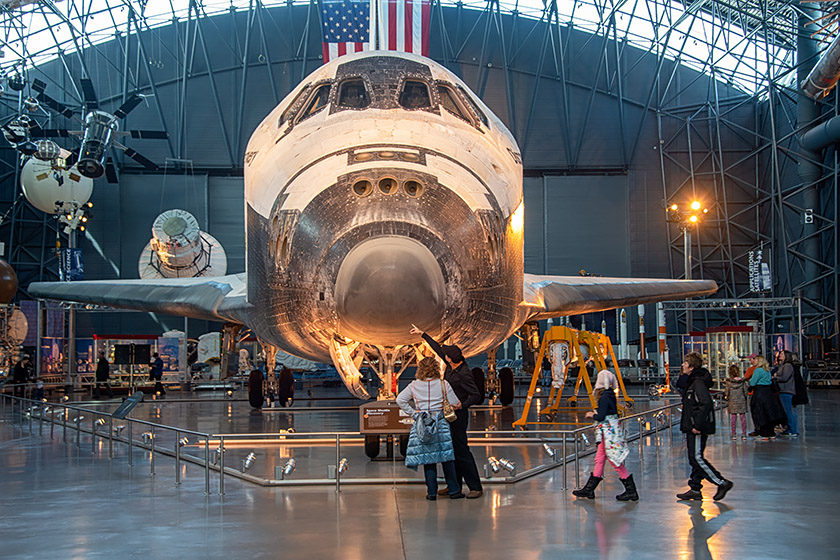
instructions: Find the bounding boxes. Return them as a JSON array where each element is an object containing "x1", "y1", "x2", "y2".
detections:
[{"x1": 359, "y1": 401, "x2": 412, "y2": 434}]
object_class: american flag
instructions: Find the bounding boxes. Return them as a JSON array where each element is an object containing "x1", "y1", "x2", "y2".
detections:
[
  {"x1": 320, "y1": 0, "x2": 373, "y2": 63},
  {"x1": 376, "y1": 0, "x2": 430, "y2": 57}
]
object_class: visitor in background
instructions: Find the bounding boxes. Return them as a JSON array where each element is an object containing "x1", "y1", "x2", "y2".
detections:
[
  {"x1": 725, "y1": 364, "x2": 748, "y2": 440},
  {"x1": 774, "y1": 350, "x2": 798, "y2": 437},
  {"x1": 748, "y1": 356, "x2": 785, "y2": 440}
]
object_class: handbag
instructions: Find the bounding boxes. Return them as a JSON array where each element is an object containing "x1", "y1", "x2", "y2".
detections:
[
  {"x1": 440, "y1": 379, "x2": 457, "y2": 422},
  {"x1": 770, "y1": 379, "x2": 781, "y2": 394}
]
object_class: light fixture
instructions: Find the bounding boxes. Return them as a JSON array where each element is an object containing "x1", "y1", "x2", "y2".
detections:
[
  {"x1": 113, "y1": 425, "x2": 126, "y2": 435},
  {"x1": 690, "y1": 200, "x2": 701, "y2": 211},
  {"x1": 74, "y1": 415, "x2": 85, "y2": 423},
  {"x1": 498, "y1": 458, "x2": 516, "y2": 474},
  {"x1": 61, "y1": 396, "x2": 69, "y2": 402},
  {"x1": 542, "y1": 442, "x2": 556, "y2": 459},
  {"x1": 580, "y1": 433, "x2": 591, "y2": 447},
  {"x1": 487, "y1": 456, "x2": 501, "y2": 474},
  {"x1": 670, "y1": 203, "x2": 678, "y2": 210},
  {"x1": 95, "y1": 418, "x2": 105, "y2": 427},
  {"x1": 338, "y1": 458, "x2": 349, "y2": 474},
  {"x1": 282, "y1": 458, "x2": 296, "y2": 477},
  {"x1": 56, "y1": 412, "x2": 66, "y2": 420},
  {"x1": 689, "y1": 215, "x2": 698, "y2": 223},
  {"x1": 242, "y1": 452, "x2": 257, "y2": 471},
  {"x1": 141, "y1": 431, "x2": 154, "y2": 443},
  {"x1": 178, "y1": 437, "x2": 189, "y2": 447}
]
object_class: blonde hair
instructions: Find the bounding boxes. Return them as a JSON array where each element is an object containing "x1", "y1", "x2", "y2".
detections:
[
  {"x1": 755, "y1": 356, "x2": 768, "y2": 370},
  {"x1": 415, "y1": 357, "x2": 440, "y2": 381},
  {"x1": 728, "y1": 364, "x2": 740, "y2": 379}
]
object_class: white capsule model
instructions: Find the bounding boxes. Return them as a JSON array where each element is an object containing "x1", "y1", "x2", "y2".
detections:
[{"x1": 30, "y1": 51, "x2": 716, "y2": 400}]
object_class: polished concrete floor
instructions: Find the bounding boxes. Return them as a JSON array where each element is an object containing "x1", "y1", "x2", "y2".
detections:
[{"x1": 1, "y1": 389, "x2": 839, "y2": 559}]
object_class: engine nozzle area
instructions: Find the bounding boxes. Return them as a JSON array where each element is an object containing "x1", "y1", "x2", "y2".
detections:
[{"x1": 334, "y1": 236, "x2": 445, "y2": 344}]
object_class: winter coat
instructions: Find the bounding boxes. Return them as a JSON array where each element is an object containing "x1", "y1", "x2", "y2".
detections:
[
  {"x1": 95, "y1": 357, "x2": 110, "y2": 382},
  {"x1": 792, "y1": 364, "x2": 809, "y2": 406},
  {"x1": 776, "y1": 363, "x2": 795, "y2": 395},
  {"x1": 592, "y1": 390, "x2": 618, "y2": 421},
  {"x1": 750, "y1": 384, "x2": 787, "y2": 429},
  {"x1": 421, "y1": 333, "x2": 481, "y2": 409},
  {"x1": 397, "y1": 379, "x2": 460, "y2": 469},
  {"x1": 725, "y1": 377, "x2": 749, "y2": 414},
  {"x1": 680, "y1": 367, "x2": 716, "y2": 434}
]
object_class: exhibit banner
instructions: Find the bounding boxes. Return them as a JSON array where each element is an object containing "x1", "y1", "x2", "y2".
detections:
[
  {"x1": 748, "y1": 247, "x2": 771, "y2": 292},
  {"x1": 157, "y1": 337, "x2": 181, "y2": 375},
  {"x1": 75, "y1": 339, "x2": 95, "y2": 375},
  {"x1": 39, "y1": 337, "x2": 64, "y2": 376},
  {"x1": 59, "y1": 248, "x2": 84, "y2": 282}
]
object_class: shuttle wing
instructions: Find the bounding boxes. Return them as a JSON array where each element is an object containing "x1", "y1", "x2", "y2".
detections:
[
  {"x1": 522, "y1": 273, "x2": 717, "y2": 320},
  {"x1": 28, "y1": 274, "x2": 250, "y2": 324}
]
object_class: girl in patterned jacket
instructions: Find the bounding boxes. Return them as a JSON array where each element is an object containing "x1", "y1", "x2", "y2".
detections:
[{"x1": 572, "y1": 370, "x2": 638, "y2": 501}]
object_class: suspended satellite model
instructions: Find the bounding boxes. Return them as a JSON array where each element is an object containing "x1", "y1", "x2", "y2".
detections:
[
  {"x1": 19, "y1": 147, "x2": 93, "y2": 214},
  {"x1": 138, "y1": 209, "x2": 227, "y2": 279}
]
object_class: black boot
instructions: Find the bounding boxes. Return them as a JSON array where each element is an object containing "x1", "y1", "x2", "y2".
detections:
[
  {"x1": 572, "y1": 474, "x2": 602, "y2": 499},
  {"x1": 616, "y1": 474, "x2": 639, "y2": 501}
]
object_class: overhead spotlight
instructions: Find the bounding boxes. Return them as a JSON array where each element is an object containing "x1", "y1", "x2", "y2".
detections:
[
  {"x1": 338, "y1": 457, "x2": 349, "y2": 474},
  {"x1": 86, "y1": 202, "x2": 93, "y2": 208},
  {"x1": 689, "y1": 215, "x2": 698, "y2": 223},
  {"x1": 226, "y1": 390, "x2": 233, "y2": 398},
  {"x1": 282, "y1": 458, "x2": 296, "y2": 477},
  {"x1": 670, "y1": 203, "x2": 678, "y2": 211},
  {"x1": 487, "y1": 456, "x2": 501, "y2": 474},
  {"x1": 242, "y1": 452, "x2": 257, "y2": 472},
  {"x1": 542, "y1": 442, "x2": 556, "y2": 459},
  {"x1": 498, "y1": 458, "x2": 516, "y2": 474},
  {"x1": 178, "y1": 437, "x2": 190, "y2": 447},
  {"x1": 690, "y1": 200, "x2": 701, "y2": 211}
]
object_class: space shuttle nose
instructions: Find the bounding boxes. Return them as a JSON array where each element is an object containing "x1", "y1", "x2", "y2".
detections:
[{"x1": 334, "y1": 237, "x2": 446, "y2": 344}]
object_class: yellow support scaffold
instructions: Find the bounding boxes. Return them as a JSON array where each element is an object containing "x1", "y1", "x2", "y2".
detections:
[{"x1": 513, "y1": 325, "x2": 633, "y2": 428}]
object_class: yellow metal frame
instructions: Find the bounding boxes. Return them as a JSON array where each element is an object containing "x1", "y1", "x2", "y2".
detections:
[{"x1": 513, "y1": 326, "x2": 633, "y2": 428}]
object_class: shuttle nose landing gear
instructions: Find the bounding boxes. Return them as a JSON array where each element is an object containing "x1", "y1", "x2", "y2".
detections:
[{"x1": 329, "y1": 338, "x2": 417, "y2": 401}]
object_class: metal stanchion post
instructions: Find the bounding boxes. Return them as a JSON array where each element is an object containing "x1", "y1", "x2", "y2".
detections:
[
  {"x1": 150, "y1": 425, "x2": 156, "y2": 476},
  {"x1": 50, "y1": 409, "x2": 55, "y2": 439},
  {"x1": 28, "y1": 400, "x2": 33, "y2": 434},
  {"x1": 219, "y1": 436, "x2": 225, "y2": 495},
  {"x1": 335, "y1": 434, "x2": 341, "y2": 493},
  {"x1": 574, "y1": 432, "x2": 580, "y2": 489},
  {"x1": 108, "y1": 416, "x2": 113, "y2": 459},
  {"x1": 91, "y1": 414, "x2": 96, "y2": 455},
  {"x1": 128, "y1": 421, "x2": 133, "y2": 467},
  {"x1": 63, "y1": 405, "x2": 67, "y2": 441},
  {"x1": 76, "y1": 415, "x2": 81, "y2": 448},
  {"x1": 175, "y1": 430, "x2": 181, "y2": 486},
  {"x1": 562, "y1": 434, "x2": 567, "y2": 490},
  {"x1": 639, "y1": 417, "x2": 644, "y2": 462},
  {"x1": 39, "y1": 405, "x2": 43, "y2": 436},
  {"x1": 204, "y1": 439, "x2": 210, "y2": 496},
  {"x1": 669, "y1": 408, "x2": 674, "y2": 445}
]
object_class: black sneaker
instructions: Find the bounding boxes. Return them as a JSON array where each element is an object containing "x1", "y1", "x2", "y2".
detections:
[
  {"x1": 713, "y1": 480, "x2": 733, "y2": 501},
  {"x1": 449, "y1": 492, "x2": 466, "y2": 499},
  {"x1": 676, "y1": 489, "x2": 703, "y2": 501}
]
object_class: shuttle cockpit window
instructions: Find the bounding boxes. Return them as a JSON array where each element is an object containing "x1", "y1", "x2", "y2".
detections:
[
  {"x1": 297, "y1": 83, "x2": 331, "y2": 122},
  {"x1": 278, "y1": 87, "x2": 310, "y2": 126},
  {"x1": 399, "y1": 80, "x2": 431, "y2": 109},
  {"x1": 438, "y1": 84, "x2": 470, "y2": 123},
  {"x1": 457, "y1": 85, "x2": 488, "y2": 127},
  {"x1": 338, "y1": 79, "x2": 370, "y2": 109}
]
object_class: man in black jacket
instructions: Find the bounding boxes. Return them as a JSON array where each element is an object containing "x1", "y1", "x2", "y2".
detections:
[
  {"x1": 94, "y1": 350, "x2": 114, "y2": 399},
  {"x1": 677, "y1": 352, "x2": 733, "y2": 501},
  {"x1": 411, "y1": 326, "x2": 483, "y2": 499}
]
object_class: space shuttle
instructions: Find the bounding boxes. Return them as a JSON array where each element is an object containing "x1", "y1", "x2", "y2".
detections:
[{"x1": 29, "y1": 51, "x2": 717, "y2": 399}]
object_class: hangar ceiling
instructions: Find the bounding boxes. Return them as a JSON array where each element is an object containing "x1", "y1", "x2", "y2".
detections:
[{"x1": 0, "y1": 0, "x2": 837, "y2": 339}]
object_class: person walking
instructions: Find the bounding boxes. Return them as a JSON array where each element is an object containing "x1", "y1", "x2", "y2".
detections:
[
  {"x1": 774, "y1": 350, "x2": 798, "y2": 437},
  {"x1": 724, "y1": 364, "x2": 748, "y2": 440},
  {"x1": 94, "y1": 350, "x2": 114, "y2": 399},
  {"x1": 151, "y1": 352, "x2": 166, "y2": 396},
  {"x1": 748, "y1": 356, "x2": 786, "y2": 440},
  {"x1": 572, "y1": 370, "x2": 638, "y2": 501},
  {"x1": 790, "y1": 352, "x2": 809, "y2": 432},
  {"x1": 676, "y1": 352, "x2": 733, "y2": 502},
  {"x1": 396, "y1": 357, "x2": 463, "y2": 500},
  {"x1": 11, "y1": 355, "x2": 32, "y2": 399},
  {"x1": 411, "y1": 326, "x2": 484, "y2": 499}
]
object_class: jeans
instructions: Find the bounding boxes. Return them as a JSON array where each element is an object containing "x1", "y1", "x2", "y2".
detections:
[
  {"x1": 423, "y1": 461, "x2": 459, "y2": 497},
  {"x1": 779, "y1": 393, "x2": 798, "y2": 434},
  {"x1": 449, "y1": 409, "x2": 483, "y2": 491}
]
